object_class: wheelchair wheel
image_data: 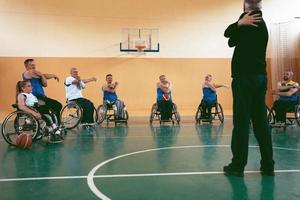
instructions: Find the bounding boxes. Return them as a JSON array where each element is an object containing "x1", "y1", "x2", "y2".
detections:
[
  {"x1": 1, "y1": 111, "x2": 39, "y2": 146},
  {"x1": 97, "y1": 105, "x2": 107, "y2": 124},
  {"x1": 267, "y1": 107, "x2": 276, "y2": 125},
  {"x1": 60, "y1": 102, "x2": 83, "y2": 129},
  {"x1": 295, "y1": 105, "x2": 300, "y2": 126},
  {"x1": 123, "y1": 109, "x2": 129, "y2": 122},
  {"x1": 93, "y1": 106, "x2": 99, "y2": 124},
  {"x1": 172, "y1": 103, "x2": 181, "y2": 124},
  {"x1": 216, "y1": 103, "x2": 224, "y2": 123},
  {"x1": 114, "y1": 108, "x2": 129, "y2": 126},
  {"x1": 195, "y1": 105, "x2": 202, "y2": 123},
  {"x1": 150, "y1": 103, "x2": 158, "y2": 124}
]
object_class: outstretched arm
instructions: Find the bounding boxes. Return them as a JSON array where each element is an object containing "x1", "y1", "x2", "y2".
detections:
[
  {"x1": 82, "y1": 77, "x2": 97, "y2": 84},
  {"x1": 44, "y1": 73, "x2": 59, "y2": 82},
  {"x1": 214, "y1": 84, "x2": 229, "y2": 89}
]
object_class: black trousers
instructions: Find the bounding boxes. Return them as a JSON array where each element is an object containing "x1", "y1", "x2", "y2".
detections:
[
  {"x1": 273, "y1": 100, "x2": 298, "y2": 122},
  {"x1": 157, "y1": 100, "x2": 173, "y2": 121},
  {"x1": 231, "y1": 75, "x2": 274, "y2": 171},
  {"x1": 72, "y1": 98, "x2": 95, "y2": 123},
  {"x1": 201, "y1": 100, "x2": 216, "y2": 119},
  {"x1": 37, "y1": 96, "x2": 62, "y2": 124},
  {"x1": 35, "y1": 105, "x2": 56, "y2": 126}
]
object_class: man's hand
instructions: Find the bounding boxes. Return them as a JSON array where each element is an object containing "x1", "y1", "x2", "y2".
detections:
[
  {"x1": 91, "y1": 77, "x2": 97, "y2": 82},
  {"x1": 238, "y1": 12, "x2": 262, "y2": 27},
  {"x1": 53, "y1": 75, "x2": 59, "y2": 82}
]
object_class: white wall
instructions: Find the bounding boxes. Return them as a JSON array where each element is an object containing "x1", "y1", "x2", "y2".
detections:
[{"x1": 0, "y1": 0, "x2": 299, "y2": 58}]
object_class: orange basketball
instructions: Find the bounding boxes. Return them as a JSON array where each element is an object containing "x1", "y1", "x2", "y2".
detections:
[{"x1": 16, "y1": 133, "x2": 32, "y2": 149}]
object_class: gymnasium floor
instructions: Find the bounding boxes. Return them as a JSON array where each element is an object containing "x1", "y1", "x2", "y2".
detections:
[{"x1": 0, "y1": 117, "x2": 300, "y2": 200}]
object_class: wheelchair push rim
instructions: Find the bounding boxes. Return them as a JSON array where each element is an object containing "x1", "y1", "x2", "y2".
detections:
[
  {"x1": 295, "y1": 105, "x2": 300, "y2": 126},
  {"x1": 97, "y1": 105, "x2": 107, "y2": 124},
  {"x1": 60, "y1": 102, "x2": 83, "y2": 130},
  {"x1": 1, "y1": 111, "x2": 40, "y2": 146},
  {"x1": 216, "y1": 103, "x2": 224, "y2": 123},
  {"x1": 172, "y1": 103, "x2": 181, "y2": 124},
  {"x1": 149, "y1": 103, "x2": 158, "y2": 124}
]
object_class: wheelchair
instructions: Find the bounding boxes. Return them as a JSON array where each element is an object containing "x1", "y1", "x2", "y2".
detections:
[
  {"x1": 149, "y1": 102, "x2": 181, "y2": 125},
  {"x1": 97, "y1": 100, "x2": 129, "y2": 126},
  {"x1": 195, "y1": 100, "x2": 224, "y2": 124},
  {"x1": 60, "y1": 100, "x2": 98, "y2": 129},
  {"x1": 1, "y1": 104, "x2": 64, "y2": 146},
  {"x1": 268, "y1": 98, "x2": 300, "y2": 130}
]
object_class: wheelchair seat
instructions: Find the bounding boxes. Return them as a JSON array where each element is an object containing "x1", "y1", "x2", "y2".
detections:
[
  {"x1": 268, "y1": 96, "x2": 300, "y2": 129},
  {"x1": 97, "y1": 100, "x2": 128, "y2": 125},
  {"x1": 195, "y1": 99, "x2": 224, "y2": 124},
  {"x1": 150, "y1": 102, "x2": 180, "y2": 125},
  {"x1": 11, "y1": 104, "x2": 18, "y2": 109}
]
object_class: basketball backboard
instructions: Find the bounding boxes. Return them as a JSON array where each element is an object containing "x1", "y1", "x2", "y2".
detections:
[{"x1": 120, "y1": 28, "x2": 160, "y2": 52}]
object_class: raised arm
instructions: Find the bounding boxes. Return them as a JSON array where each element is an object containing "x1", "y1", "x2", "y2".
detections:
[
  {"x1": 277, "y1": 82, "x2": 295, "y2": 92},
  {"x1": 204, "y1": 82, "x2": 216, "y2": 92},
  {"x1": 274, "y1": 83, "x2": 299, "y2": 96},
  {"x1": 44, "y1": 73, "x2": 59, "y2": 82},
  {"x1": 157, "y1": 82, "x2": 171, "y2": 93},
  {"x1": 31, "y1": 70, "x2": 48, "y2": 87},
  {"x1": 102, "y1": 82, "x2": 118, "y2": 92},
  {"x1": 17, "y1": 94, "x2": 41, "y2": 119},
  {"x1": 225, "y1": 12, "x2": 262, "y2": 48}
]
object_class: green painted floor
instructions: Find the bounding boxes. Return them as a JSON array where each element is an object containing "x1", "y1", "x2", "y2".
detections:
[{"x1": 1, "y1": 117, "x2": 300, "y2": 200}]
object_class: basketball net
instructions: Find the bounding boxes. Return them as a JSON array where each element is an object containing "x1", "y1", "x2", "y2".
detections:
[{"x1": 134, "y1": 39, "x2": 146, "y2": 55}]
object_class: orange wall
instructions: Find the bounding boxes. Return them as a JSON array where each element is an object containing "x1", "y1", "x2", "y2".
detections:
[
  {"x1": 0, "y1": 57, "x2": 274, "y2": 120},
  {"x1": 0, "y1": 57, "x2": 234, "y2": 118}
]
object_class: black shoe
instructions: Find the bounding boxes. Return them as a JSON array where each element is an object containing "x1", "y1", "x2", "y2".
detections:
[
  {"x1": 260, "y1": 170, "x2": 275, "y2": 176},
  {"x1": 223, "y1": 165, "x2": 244, "y2": 177},
  {"x1": 260, "y1": 166, "x2": 275, "y2": 176}
]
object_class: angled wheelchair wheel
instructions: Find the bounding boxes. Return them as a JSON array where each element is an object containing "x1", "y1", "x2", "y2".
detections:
[
  {"x1": 216, "y1": 103, "x2": 224, "y2": 123},
  {"x1": 60, "y1": 102, "x2": 83, "y2": 129},
  {"x1": 1, "y1": 111, "x2": 40, "y2": 146},
  {"x1": 97, "y1": 105, "x2": 107, "y2": 124},
  {"x1": 93, "y1": 106, "x2": 99, "y2": 124},
  {"x1": 172, "y1": 103, "x2": 181, "y2": 124},
  {"x1": 195, "y1": 105, "x2": 202, "y2": 124},
  {"x1": 123, "y1": 109, "x2": 129, "y2": 122},
  {"x1": 267, "y1": 107, "x2": 276, "y2": 125},
  {"x1": 295, "y1": 105, "x2": 300, "y2": 126},
  {"x1": 150, "y1": 103, "x2": 158, "y2": 124}
]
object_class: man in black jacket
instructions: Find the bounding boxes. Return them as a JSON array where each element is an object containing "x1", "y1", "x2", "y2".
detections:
[{"x1": 223, "y1": 0, "x2": 275, "y2": 177}]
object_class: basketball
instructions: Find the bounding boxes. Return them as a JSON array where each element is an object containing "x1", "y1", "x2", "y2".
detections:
[{"x1": 16, "y1": 133, "x2": 32, "y2": 149}]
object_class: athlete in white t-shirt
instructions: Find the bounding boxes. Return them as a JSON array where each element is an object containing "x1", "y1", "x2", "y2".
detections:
[
  {"x1": 16, "y1": 80, "x2": 61, "y2": 135},
  {"x1": 64, "y1": 68, "x2": 97, "y2": 124}
]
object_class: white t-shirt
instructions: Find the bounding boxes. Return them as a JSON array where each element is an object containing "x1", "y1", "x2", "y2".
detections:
[
  {"x1": 22, "y1": 93, "x2": 38, "y2": 107},
  {"x1": 65, "y1": 76, "x2": 86, "y2": 101}
]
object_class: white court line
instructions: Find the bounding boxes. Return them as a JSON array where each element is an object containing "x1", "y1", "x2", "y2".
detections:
[
  {"x1": 1, "y1": 170, "x2": 300, "y2": 183},
  {"x1": 93, "y1": 170, "x2": 300, "y2": 178},
  {"x1": 0, "y1": 175, "x2": 86, "y2": 182},
  {"x1": 86, "y1": 145, "x2": 300, "y2": 200}
]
